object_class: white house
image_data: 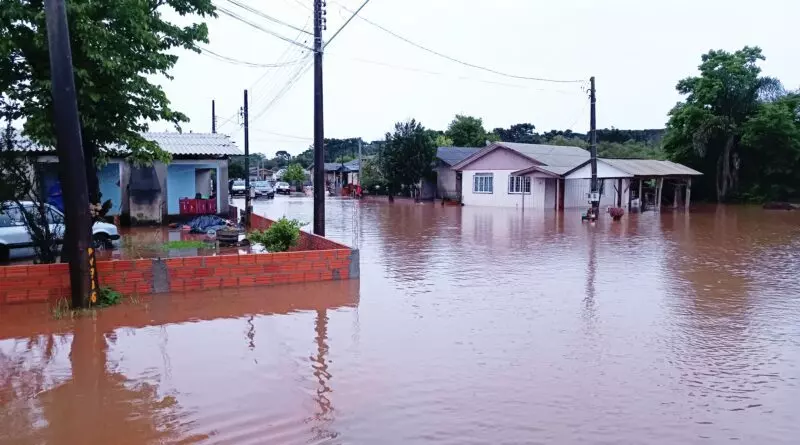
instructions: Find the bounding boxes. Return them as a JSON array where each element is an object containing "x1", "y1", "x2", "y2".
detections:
[{"x1": 451, "y1": 142, "x2": 701, "y2": 210}]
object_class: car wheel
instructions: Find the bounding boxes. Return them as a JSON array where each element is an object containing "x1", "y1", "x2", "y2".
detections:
[
  {"x1": 0, "y1": 245, "x2": 9, "y2": 264},
  {"x1": 93, "y1": 233, "x2": 113, "y2": 250}
]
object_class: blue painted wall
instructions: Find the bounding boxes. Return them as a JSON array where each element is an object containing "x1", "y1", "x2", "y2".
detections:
[
  {"x1": 98, "y1": 163, "x2": 121, "y2": 215},
  {"x1": 166, "y1": 165, "x2": 197, "y2": 215}
]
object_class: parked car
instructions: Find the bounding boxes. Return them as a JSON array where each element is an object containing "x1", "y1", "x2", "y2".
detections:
[
  {"x1": 253, "y1": 181, "x2": 275, "y2": 199},
  {"x1": 231, "y1": 180, "x2": 246, "y2": 196},
  {"x1": 0, "y1": 201, "x2": 120, "y2": 263},
  {"x1": 275, "y1": 182, "x2": 291, "y2": 195}
]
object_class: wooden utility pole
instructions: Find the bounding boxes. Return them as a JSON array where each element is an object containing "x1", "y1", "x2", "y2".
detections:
[
  {"x1": 589, "y1": 76, "x2": 599, "y2": 217},
  {"x1": 312, "y1": 0, "x2": 326, "y2": 236},
  {"x1": 44, "y1": 0, "x2": 96, "y2": 308},
  {"x1": 212, "y1": 99, "x2": 216, "y2": 133},
  {"x1": 243, "y1": 90, "x2": 251, "y2": 227}
]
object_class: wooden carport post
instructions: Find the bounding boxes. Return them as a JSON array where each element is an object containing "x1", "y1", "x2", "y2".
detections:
[
  {"x1": 638, "y1": 179, "x2": 643, "y2": 211},
  {"x1": 655, "y1": 177, "x2": 664, "y2": 211},
  {"x1": 685, "y1": 178, "x2": 692, "y2": 211},
  {"x1": 673, "y1": 179, "x2": 679, "y2": 209}
]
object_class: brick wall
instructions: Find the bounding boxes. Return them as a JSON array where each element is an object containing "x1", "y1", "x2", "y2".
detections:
[
  {"x1": 249, "y1": 213, "x2": 348, "y2": 251},
  {"x1": 0, "y1": 247, "x2": 358, "y2": 306}
]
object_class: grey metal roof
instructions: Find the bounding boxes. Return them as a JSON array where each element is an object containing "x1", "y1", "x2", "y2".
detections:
[
  {"x1": 142, "y1": 132, "x2": 241, "y2": 156},
  {"x1": 437, "y1": 146, "x2": 481, "y2": 166},
  {"x1": 598, "y1": 158, "x2": 703, "y2": 176},
  {"x1": 499, "y1": 142, "x2": 589, "y2": 175},
  {"x1": 11, "y1": 132, "x2": 242, "y2": 156}
]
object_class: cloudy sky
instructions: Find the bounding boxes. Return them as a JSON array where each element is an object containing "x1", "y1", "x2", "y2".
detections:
[{"x1": 155, "y1": 0, "x2": 800, "y2": 156}]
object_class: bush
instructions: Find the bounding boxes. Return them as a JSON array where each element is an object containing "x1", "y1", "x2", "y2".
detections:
[
  {"x1": 96, "y1": 287, "x2": 122, "y2": 307},
  {"x1": 247, "y1": 217, "x2": 303, "y2": 252}
]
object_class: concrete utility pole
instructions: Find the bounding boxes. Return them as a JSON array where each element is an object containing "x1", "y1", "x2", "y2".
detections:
[
  {"x1": 211, "y1": 99, "x2": 216, "y2": 133},
  {"x1": 589, "y1": 76, "x2": 599, "y2": 217},
  {"x1": 243, "y1": 90, "x2": 251, "y2": 227},
  {"x1": 44, "y1": 0, "x2": 96, "y2": 308},
  {"x1": 312, "y1": 0, "x2": 326, "y2": 236}
]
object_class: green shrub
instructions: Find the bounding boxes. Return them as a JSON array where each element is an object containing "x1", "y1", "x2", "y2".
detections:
[
  {"x1": 96, "y1": 287, "x2": 122, "y2": 308},
  {"x1": 247, "y1": 217, "x2": 303, "y2": 252}
]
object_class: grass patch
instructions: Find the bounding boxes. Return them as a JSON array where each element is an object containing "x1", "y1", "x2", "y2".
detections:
[{"x1": 162, "y1": 240, "x2": 214, "y2": 250}]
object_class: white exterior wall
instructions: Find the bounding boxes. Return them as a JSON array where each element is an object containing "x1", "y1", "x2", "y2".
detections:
[
  {"x1": 564, "y1": 178, "x2": 629, "y2": 208},
  {"x1": 462, "y1": 170, "x2": 552, "y2": 209}
]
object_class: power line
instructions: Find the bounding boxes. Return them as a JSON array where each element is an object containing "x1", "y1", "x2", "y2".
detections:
[
  {"x1": 250, "y1": 58, "x2": 314, "y2": 124},
  {"x1": 324, "y1": 0, "x2": 373, "y2": 49},
  {"x1": 250, "y1": 15, "x2": 313, "y2": 105},
  {"x1": 348, "y1": 57, "x2": 583, "y2": 94},
  {"x1": 249, "y1": 128, "x2": 312, "y2": 140},
  {"x1": 199, "y1": 47, "x2": 306, "y2": 68},
  {"x1": 216, "y1": 5, "x2": 312, "y2": 50},
  {"x1": 222, "y1": 0, "x2": 312, "y2": 36},
  {"x1": 335, "y1": 2, "x2": 585, "y2": 84}
]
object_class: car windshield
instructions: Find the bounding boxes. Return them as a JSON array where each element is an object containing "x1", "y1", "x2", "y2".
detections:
[
  {"x1": 254, "y1": 182, "x2": 270, "y2": 188},
  {"x1": 277, "y1": 182, "x2": 289, "y2": 187},
  {"x1": 233, "y1": 180, "x2": 245, "y2": 186}
]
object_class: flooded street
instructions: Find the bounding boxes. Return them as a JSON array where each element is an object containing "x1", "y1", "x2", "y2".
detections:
[{"x1": 2, "y1": 198, "x2": 800, "y2": 444}]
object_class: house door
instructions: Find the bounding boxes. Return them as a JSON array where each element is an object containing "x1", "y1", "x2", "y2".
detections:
[{"x1": 455, "y1": 172, "x2": 463, "y2": 200}]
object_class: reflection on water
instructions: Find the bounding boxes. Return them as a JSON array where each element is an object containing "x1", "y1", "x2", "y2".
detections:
[{"x1": 2, "y1": 198, "x2": 800, "y2": 444}]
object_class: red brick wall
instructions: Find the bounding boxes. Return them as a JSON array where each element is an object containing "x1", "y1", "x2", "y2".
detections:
[
  {"x1": 0, "y1": 249, "x2": 356, "y2": 306},
  {"x1": 164, "y1": 249, "x2": 353, "y2": 293},
  {"x1": 1, "y1": 210, "x2": 358, "y2": 306},
  {"x1": 249, "y1": 213, "x2": 348, "y2": 251}
]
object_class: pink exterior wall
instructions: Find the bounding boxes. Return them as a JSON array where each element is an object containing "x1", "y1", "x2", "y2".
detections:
[{"x1": 461, "y1": 148, "x2": 536, "y2": 171}]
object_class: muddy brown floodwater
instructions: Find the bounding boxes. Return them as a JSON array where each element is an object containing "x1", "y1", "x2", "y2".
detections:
[{"x1": 2, "y1": 198, "x2": 800, "y2": 444}]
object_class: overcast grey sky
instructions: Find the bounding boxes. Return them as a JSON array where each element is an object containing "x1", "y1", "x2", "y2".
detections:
[{"x1": 154, "y1": 0, "x2": 800, "y2": 156}]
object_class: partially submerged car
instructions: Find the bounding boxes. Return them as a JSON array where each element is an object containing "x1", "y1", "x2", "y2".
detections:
[{"x1": 0, "y1": 201, "x2": 120, "y2": 263}]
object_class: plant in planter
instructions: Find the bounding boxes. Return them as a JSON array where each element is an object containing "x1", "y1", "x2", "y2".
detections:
[
  {"x1": 609, "y1": 207, "x2": 625, "y2": 221},
  {"x1": 247, "y1": 217, "x2": 303, "y2": 252}
]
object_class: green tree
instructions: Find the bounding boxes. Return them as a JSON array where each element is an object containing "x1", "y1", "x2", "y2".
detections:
[
  {"x1": 378, "y1": 119, "x2": 436, "y2": 200},
  {"x1": 739, "y1": 93, "x2": 800, "y2": 201},
  {"x1": 282, "y1": 163, "x2": 306, "y2": 190},
  {"x1": 1, "y1": 0, "x2": 215, "y2": 205},
  {"x1": 275, "y1": 150, "x2": 291, "y2": 161},
  {"x1": 492, "y1": 123, "x2": 538, "y2": 143},
  {"x1": 446, "y1": 115, "x2": 493, "y2": 147},
  {"x1": 663, "y1": 46, "x2": 783, "y2": 201},
  {"x1": 433, "y1": 133, "x2": 454, "y2": 147}
]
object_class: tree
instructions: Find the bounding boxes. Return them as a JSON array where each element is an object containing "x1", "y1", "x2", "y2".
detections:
[
  {"x1": 283, "y1": 163, "x2": 306, "y2": 190},
  {"x1": 1, "y1": 0, "x2": 215, "y2": 207},
  {"x1": 293, "y1": 148, "x2": 314, "y2": 168},
  {"x1": 275, "y1": 150, "x2": 291, "y2": 161},
  {"x1": 663, "y1": 46, "x2": 783, "y2": 201},
  {"x1": 739, "y1": 93, "x2": 800, "y2": 201},
  {"x1": 446, "y1": 115, "x2": 493, "y2": 147},
  {"x1": 433, "y1": 133, "x2": 454, "y2": 147},
  {"x1": 493, "y1": 123, "x2": 538, "y2": 143},
  {"x1": 378, "y1": 119, "x2": 436, "y2": 200}
]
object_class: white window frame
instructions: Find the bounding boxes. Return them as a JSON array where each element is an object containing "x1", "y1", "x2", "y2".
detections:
[
  {"x1": 473, "y1": 173, "x2": 494, "y2": 194},
  {"x1": 508, "y1": 175, "x2": 531, "y2": 194}
]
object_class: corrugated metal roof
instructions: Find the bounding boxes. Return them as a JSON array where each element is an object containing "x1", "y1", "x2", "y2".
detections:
[
  {"x1": 12, "y1": 132, "x2": 242, "y2": 156},
  {"x1": 600, "y1": 158, "x2": 703, "y2": 176},
  {"x1": 142, "y1": 132, "x2": 241, "y2": 156},
  {"x1": 499, "y1": 142, "x2": 590, "y2": 175},
  {"x1": 437, "y1": 146, "x2": 481, "y2": 166}
]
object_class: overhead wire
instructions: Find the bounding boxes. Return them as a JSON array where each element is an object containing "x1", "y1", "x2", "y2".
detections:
[
  {"x1": 324, "y1": 0, "x2": 373, "y2": 49},
  {"x1": 199, "y1": 47, "x2": 306, "y2": 68},
  {"x1": 334, "y1": 1, "x2": 585, "y2": 84},
  {"x1": 215, "y1": 5, "x2": 312, "y2": 50},
  {"x1": 347, "y1": 57, "x2": 584, "y2": 94},
  {"x1": 222, "y1": 0, "x2": 312, "y2": 36}
]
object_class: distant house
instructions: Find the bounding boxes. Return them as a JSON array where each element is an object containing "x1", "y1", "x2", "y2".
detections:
[
  {"x1": 434, "y1": 147, "x2": 481, "y2": 200},
  {"x1": 308, "y1": 159, "x2": 364, "y2": 189},
  {"x1": 451, "y1": 142, "x2": 701, "y2": 209},
  {"x1": 20, "y1": 132, "x2": 241, "y2": 224}
]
